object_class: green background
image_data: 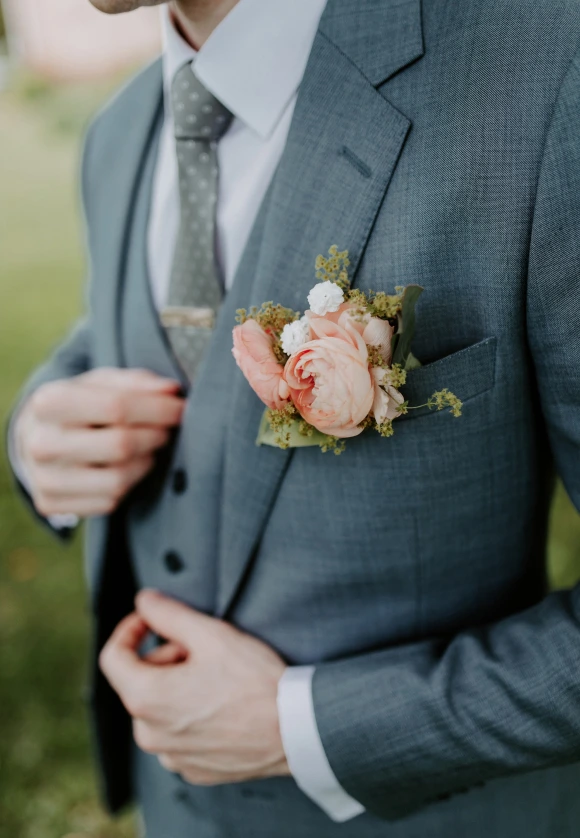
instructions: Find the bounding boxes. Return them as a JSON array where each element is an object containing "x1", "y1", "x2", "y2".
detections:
[
  {"x1": 1, "y1": 73, "x2": 580, "y2": 838},
  {"x1": 0, "y1": 76, "x2": 135, "y2": 838}
]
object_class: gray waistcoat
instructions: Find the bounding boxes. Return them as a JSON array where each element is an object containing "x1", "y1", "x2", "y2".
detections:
[{"x1": 120, "y1": 112, "x2": 219, "y2": 615}]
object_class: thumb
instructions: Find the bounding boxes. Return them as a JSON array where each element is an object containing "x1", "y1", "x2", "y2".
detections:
[{"x1": 135, "y1": 590, "x2": 221, "y2": 651}]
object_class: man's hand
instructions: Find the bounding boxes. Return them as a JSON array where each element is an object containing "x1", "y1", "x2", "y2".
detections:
[
  {"x1": 15, "y1": 368, "x2": 185, "y2": 518},
  {"x1": 99, "y1": 590, "x2": 290, "y2": 785}
]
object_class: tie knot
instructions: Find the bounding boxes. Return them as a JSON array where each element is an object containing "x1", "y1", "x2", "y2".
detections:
[{"x1": 172, "y1": 63, "x2": 233, "y2": 142}]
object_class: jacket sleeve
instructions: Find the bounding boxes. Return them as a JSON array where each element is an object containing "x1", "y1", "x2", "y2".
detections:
[
  {"x1": 6, "y1": 318, "x2": 94, "y2": 535},
  {"x1": 311, "y1": 48, "x2": 580, "y2": 821},
  {"x1": 6, "y1": 123, "x2": 97, "y2": 535}
]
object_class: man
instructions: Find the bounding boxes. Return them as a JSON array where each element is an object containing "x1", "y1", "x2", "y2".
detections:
[{"x1": 8, "y1": 0, "x2": 580, "y2": 834}]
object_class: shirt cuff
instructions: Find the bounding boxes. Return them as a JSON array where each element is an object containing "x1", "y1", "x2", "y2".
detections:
[
  {"x1": 277, "y1": 665, "x2": 365, "y2": 823},
  {"x1": 7, "y1": 410, "x2": 79, "y2": 531}
]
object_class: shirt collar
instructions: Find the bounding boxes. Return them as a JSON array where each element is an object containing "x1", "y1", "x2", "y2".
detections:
[{"x1": 161, "y1": 0, "x2": 327, "y2": 140}]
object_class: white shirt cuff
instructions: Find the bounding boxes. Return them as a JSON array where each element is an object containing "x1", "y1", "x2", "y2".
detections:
[
  {"x1": 8, "y1": 411, "x2": 79, "y2": 531},
  {"x1": 277, "y1": 665, "x2": 365, "y2": 823}
]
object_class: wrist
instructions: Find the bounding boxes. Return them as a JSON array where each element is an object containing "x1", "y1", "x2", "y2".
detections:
[
  {"x1": 266, "y1": 754, "x2": 291, "y2": 777},
  {"x1": 267, "y1": 665, "x2": 291, "y2": 777}
]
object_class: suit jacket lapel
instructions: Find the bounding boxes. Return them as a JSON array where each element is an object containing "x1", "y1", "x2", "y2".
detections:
[
  {"x1": 217, "y1": 0, "x2": 425, "y2": 616},
  {"x1": 90, "y1": 60, "x2": 163, "y2": 368}
]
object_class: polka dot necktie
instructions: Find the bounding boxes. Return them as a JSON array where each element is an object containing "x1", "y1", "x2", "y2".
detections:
[{"x1": 161, "y1": 62, "x2": 233, "y2": 382}]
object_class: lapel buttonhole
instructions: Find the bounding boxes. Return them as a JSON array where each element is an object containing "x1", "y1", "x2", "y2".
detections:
[{"x1": 341, "y1": 145, "x2": 373, "y2": 179}]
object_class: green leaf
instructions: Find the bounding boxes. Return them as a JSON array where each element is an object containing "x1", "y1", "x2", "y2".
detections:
[
  {"x1": 391, "y1": 285, "x2": 424, "y2": 368},
  {"x1": 404, "y1": 351, "x2": 423, "y2": 371},
  {"x1": 256, "y1": 410, "x2": 329, "y2": 449}
]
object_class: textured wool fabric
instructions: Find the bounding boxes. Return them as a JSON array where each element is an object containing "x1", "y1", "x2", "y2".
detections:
[
  {"x1": 164, "y1": 63, "x2": 232, "y2": 381},
  {"x1": 8, "y1": 0, "x2": 580, "y2": 834},
  {"x1": 121, "y1": 106, "x2": 222, "y2": 620}
]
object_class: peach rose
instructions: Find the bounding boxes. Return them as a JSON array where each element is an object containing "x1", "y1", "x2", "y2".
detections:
[
  {"x1": 283, "y1": 314, "x2": 374, "y2": 438},
  {"x1": 327, "y1": 306, "x2": 394, "y2": 363},
  {"x1": 371, "y1": 367, "x2": 405, "y2": 424},
  {"x1": 232, "y1": 320, "x2": 290, "y2": 410}
]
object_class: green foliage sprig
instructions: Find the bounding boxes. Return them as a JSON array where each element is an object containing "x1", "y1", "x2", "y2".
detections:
[
  {"x1": 264, "y1": 408, "x2": 346, "y2": 455},
  {"x1": 236, "y1": 302, "x2": 299, "y2": 363},
  {"x1": 315, "y1": 244, "x2": 350, "y2": 288}
]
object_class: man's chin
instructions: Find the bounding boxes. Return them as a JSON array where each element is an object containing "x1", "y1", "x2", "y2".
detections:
[{"x1": 89, "y1": 0, "x2": 167, "y2": 13}]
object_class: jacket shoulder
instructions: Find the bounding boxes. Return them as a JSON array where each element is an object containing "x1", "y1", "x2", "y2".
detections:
[
  {"x1": 473, "y1": 0, "x2": 580, "y2": 64},
  {"x1": 420, "y1": 0, "x2": 580, "y2": 118},
  {"x1": 427, "y1": 0, "x2": 580, "y2": 74}
]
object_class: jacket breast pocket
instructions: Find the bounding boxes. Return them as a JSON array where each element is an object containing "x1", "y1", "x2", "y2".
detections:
[{"x1": 399, "y1": 337, "x2": 497, "y2": 420}]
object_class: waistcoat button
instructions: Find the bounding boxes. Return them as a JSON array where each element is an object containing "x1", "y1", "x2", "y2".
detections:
[
  {"x1": 172, "y1": 468, "x2": 187, "y2": 494},
  {"x1": 164, "y1": 551, "x2": 185, "y2": 573}
]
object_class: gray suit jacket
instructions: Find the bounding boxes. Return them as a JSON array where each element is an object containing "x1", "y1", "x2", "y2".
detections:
[{"x1": 11, "y1": 0, "x2": 580, "y2": 829}]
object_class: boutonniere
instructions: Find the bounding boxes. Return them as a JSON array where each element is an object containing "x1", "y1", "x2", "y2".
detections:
[{"x1": 232, "y1": 246, "x2": 462, "y2": 454}]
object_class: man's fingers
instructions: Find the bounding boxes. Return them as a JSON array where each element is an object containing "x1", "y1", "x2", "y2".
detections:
[
  {"x1": 31, "y1": 378, "x2": 185, "y2": 428},
  {"x1": 29, "y1": 425, "x2": 170, "y2": 466},
  {"x1": 80, "y1": 367, "x2": 181, "y2": 392},
  {"x1": 135, "y1": 590, "x2": 226, "y2": 650},
  {"x1": 99, "y1": 613, "x2": 150, "y2": 693},
  {"x1": 158, "y1": 754, "x2": 181, "y2": 773},
  {"x1": 110, "y1": 391, "x2": 185, "y2": 428},
  {"x1": 33, "y1": 493, "x2": 123, "y2": 518},
  {"x1": 33, "y1": 455, "x2": 155, "y2": 499},
  {"x1": 99, "y1": 613, "x2": 171, "y2": 719}
]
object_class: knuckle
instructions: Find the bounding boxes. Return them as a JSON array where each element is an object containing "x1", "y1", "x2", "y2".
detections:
[
  {"x1": 133, "y1": 722, "x2": 157, "y2": 753},
  {"x1": 138, "y1": 454, "x2": 154, "y2": 476},
  {"x1": 104, "y1": 392, "x2": 127, "y2": 425},
  {"x1": 111, "y1": 429, "x2": 134, "y2": 461},
  {"x1": 34, "y1": 492, "x2": 56, "y2": 517},
  {"x1": 98, "y1": 645, "x2": 112, "y2": 675},
  {"x1": 29, "y1": 385, "x2": 54, "y2": 418},
  {"x1": 84, "y1": 367, "x2": 112, "y2": 383},
  {"x1": 98, "y1": 497, "x2": 119, "y2": 516},
  {"x1": 108, "y1": 467, "x2": 129, "y2": 500},
  {"x1": 157, "y1": 429, "x2": 170, "y2": 446},
  {"x1": 33, "y1": 469, "x2": 54, "y2": 495},
  {"x1": 159, "y1": 755, "x2": 180, "y2": 774},
  {"x1": 27, "y1": 428, "x2": 52, "y2": 463},
  {"x1": 126, "y1": 692, "x2": 151, "y2": 721}
]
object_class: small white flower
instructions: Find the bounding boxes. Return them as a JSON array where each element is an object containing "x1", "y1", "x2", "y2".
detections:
[
  {"x1": 307, "y1": 282, "x2": 344, "y2": 316},
  {"x1": 281, "y1": 316, "x2": 311, "y2": 356}
]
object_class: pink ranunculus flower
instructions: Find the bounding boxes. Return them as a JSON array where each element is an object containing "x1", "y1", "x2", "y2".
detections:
[
  {"x1": 371, "y1": 367, "x2": 405, "y2": 424},
  {"x1": 283, "y1": 315, "x2": 375, "y2": 438},
  {"x1": 232, "y1": 320, "x2": 290, "y2": 410},
  {"x1": 330, "y1": 306, "x2": 394, "y2": 365}
]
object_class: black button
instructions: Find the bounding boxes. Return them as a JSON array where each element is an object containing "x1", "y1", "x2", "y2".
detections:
[
  {"x1": 172, "y1": 468, "x2": 187, "y2": 494},
  {"x1": 164, "y1": 551, "x2": 184, "y2": 573}
]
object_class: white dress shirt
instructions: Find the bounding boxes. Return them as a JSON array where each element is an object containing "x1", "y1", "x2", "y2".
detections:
[{"x1": 12, "y1": 0, "x2": 364, "y2": 821}]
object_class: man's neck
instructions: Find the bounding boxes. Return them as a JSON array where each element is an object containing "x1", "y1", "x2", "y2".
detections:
[{"x1": 170, "y1": 0, "x2": 240, "y2": 50}]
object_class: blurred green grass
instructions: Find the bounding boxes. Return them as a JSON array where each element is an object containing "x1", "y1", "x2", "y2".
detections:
[
  {"x1": 1, "y1": 71, "x2": 580, "y2": 838},
  {"x1": 0, "y1": 76, "x2": 135, "y2": 838}
]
